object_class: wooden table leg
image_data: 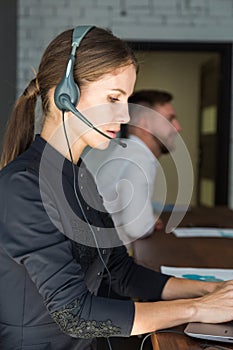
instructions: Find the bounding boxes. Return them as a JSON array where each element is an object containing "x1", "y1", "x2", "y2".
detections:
[{"x1": 151, "y1": 332, "x2": 209, "y2": 350}]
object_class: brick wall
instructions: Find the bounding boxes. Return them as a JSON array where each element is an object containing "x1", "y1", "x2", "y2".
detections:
[
  {"x1": 18, "y1": 0, "x2": 233, "y2": 207},
  {"x1": 18, "y1": 0, "x2": 233, "y2": 90}
]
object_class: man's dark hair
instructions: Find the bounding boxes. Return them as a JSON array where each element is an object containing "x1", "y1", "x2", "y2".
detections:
[
  {"x1": 121, "y1": 89, "x2": 173, "y2": 137},
  {"x1": 128, "y1": 89, "x2": 173, "y2": 107}
]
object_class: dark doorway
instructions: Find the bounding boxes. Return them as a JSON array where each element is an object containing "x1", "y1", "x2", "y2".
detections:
[
  {"x1": 127, "y1": 41, "x2": 232, "y2": 206},
  {"x1": 0, "y1": 1, "x2": 17, "y2": 148}
]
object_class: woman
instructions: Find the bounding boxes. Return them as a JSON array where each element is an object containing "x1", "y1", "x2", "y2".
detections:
[{"x1": 0, "y1": 25, "x2": 232, "y2": 350}]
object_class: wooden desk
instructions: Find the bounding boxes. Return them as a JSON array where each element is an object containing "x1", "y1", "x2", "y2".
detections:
[{"x1": 133, "y1": 206, "x2": 233, "y2": 350}]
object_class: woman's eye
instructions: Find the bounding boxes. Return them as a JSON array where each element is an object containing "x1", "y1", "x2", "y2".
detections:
[{"x1": 109, "y1": 96, "x2": 120, "y2": 103}]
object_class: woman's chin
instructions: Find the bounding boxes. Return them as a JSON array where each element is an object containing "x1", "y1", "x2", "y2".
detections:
[{"x1": 93, "y1": 140, "x2": 110, "y2": 150}]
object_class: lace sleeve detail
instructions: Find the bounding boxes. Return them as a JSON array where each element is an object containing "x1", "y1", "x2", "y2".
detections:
[{"x1": 51, "y1": 299, "x2": 121, "y2": 339}]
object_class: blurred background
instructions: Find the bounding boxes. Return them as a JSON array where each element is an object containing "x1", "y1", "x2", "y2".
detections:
[{"x1": 1, "y1": 0, "x2": 233, "y2": 209}]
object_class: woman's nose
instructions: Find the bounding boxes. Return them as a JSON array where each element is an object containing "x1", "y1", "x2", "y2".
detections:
[{"x1": 114, "y1": 103, "x2": 130, "y2": 124}]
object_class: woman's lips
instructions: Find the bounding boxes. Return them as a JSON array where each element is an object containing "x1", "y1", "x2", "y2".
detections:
[{"x1": 106, "y1": 130, "x2": 119, "y2": 138}]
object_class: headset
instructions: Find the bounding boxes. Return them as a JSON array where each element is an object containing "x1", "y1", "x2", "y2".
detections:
[{"x1": 54, "y1": 25, "x2": 126, "y2": 148}]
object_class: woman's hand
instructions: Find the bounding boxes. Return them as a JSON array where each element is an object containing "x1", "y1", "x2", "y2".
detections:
[{"x1": 192, "y1": 279, "x2": 233, "y2": 324}]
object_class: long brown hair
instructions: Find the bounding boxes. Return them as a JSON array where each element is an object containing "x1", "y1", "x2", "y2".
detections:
[{"x1": 0, "y1": 27, "x2": 138, "y2": 168}]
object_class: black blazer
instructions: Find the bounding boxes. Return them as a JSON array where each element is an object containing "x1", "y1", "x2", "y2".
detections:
[{"x1": 0, "y1": 136, "x2": 170, "y2": 350}]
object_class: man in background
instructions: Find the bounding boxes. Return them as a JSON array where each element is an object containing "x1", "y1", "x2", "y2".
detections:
[{"x1": 85, "y1": 89, "x2": 181, "y2": 246}]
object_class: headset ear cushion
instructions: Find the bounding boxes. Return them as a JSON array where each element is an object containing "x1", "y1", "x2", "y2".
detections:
[
  {"x1": 54, "y1": 76, "x2": 80, "y2": 111},
  {"x1": 54, "y1": 55, "x2": 80, "y2": 111}
]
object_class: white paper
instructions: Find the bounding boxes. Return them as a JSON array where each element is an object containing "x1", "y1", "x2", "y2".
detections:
[
  {"x1": 161, "y1": 266, "x2": 233, "y2": 282},
  {"x1": 173, "y1": 227, "x2": 233, "y2": 238}
]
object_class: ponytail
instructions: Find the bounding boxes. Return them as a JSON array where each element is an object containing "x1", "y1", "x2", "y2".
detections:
[{"x1": 0, "y1": 78, "x2": 39, "y2": 168}]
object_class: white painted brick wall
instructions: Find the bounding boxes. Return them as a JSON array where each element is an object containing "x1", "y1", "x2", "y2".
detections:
[
  {"x1": 18, "y1": 0, "x2": 233, "y2": 87},
  {"x1": 18, "y1": 0, "x2": 233, "y2": 207}
]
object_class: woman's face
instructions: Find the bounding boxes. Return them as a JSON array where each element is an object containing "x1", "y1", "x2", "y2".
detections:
[{"x1": 70, "y1": 64, "x2": 136, "y2": 150}]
